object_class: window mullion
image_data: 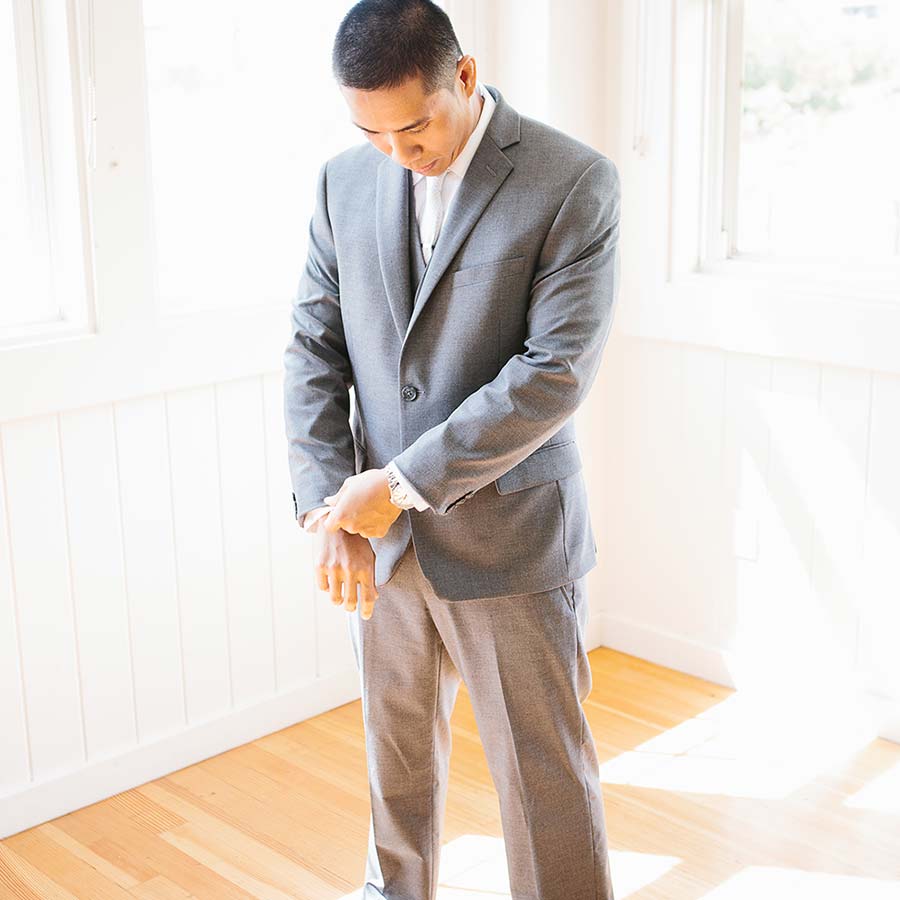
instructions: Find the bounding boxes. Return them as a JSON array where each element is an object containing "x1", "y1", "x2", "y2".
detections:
[
  {"x1": 721, "y1": 0, "x2": 744, "y2": 259},
  {"x1": 700, "y1": 0, "x2": 729, "y2": 267},
  {"x1": 90, "y1": 0, "x2": 157, "y2": 332}
]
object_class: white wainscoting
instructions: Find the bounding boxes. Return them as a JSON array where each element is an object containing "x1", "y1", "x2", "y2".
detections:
[
  {"x1": 585, "y1": 332, "x2": 900, "y2": 746},
  {"x1": 0, "y1": 372, "x2": 359, "y2": 838}
]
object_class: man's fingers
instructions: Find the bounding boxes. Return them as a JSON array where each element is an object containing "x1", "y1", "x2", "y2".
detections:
[
  {"x1": 328, "y1": 574, "x2": 344, "y2": 606},
  {"x1": 315, "y1": 568, "x2": 329, "y2": 592},
  {"x1": 358, "y1": 583, "x2": 378, "y2": 620},
  {"x1": 323, "y1": 509, "x2": 360, "y2": 535},
  {"x1": 343, "y1": 581, "x2": 359, "y2": 614}
]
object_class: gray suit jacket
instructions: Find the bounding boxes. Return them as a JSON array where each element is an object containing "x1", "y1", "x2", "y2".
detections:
[{"x1": 283, "y1": 82, "x2": 621, "y2": 601}]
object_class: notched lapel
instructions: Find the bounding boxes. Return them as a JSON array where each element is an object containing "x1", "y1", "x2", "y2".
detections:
[
  {"x1": 404, "y1": 142, "x2": 514, "y2": 344},
  {"x1": 373, "y1": 83, "x2": 521, "y2": 348},
  {"x1": 375, "y1": 158, "x2": 414, "y2": 341}
]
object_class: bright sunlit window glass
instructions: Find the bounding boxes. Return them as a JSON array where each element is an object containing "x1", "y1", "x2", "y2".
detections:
[
  {"x1": 737, "y1": 0, "x2": 900, "y2": 267},
  {"x1": 0, "y1": 0, "x2": 54, "y2": 330},
  {"x1": 141, "y1": 1, "x2": 364, "y2": 314}
]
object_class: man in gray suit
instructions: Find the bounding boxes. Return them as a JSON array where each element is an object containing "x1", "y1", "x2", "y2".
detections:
[{"x1": 283, "y1": 1, "x2": 620, "y2": 897}]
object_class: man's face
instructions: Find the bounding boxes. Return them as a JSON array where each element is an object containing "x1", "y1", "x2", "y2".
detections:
[{"x1": 339, "y1": 56, "x2": 480, "y2": 177}]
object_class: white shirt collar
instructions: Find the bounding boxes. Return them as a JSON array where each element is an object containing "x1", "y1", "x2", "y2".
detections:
[{"x1": 411, "y1": 81, "x2": 495, "y2": 186}]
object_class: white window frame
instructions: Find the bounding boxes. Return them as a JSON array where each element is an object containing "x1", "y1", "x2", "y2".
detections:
[
  {"x1": 3, "y1": 0, "x2": 94, "y2": 345},
  {"x1": 0, "y1": 0, "x2": 294, "y2": 424},
  {"x1": 616, "y1": 0, "x2": 900, "y2": 378}
]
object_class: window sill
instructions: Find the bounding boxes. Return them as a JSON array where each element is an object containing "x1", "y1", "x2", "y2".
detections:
[
  {"x1": 0, "y1": 303, "x2": 289, "y2": 422},
  {"x1": 618, "y1": 255, "x2": 900, "y2": 375}
]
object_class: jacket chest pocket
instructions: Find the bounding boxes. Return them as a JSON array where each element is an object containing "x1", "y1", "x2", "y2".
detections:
[
  {"x1": 494, "y1": 440, "x2": 582, "y2": 494},
  {"x1": 448, "y1": 254, "x2": 527, "y2": 288}
]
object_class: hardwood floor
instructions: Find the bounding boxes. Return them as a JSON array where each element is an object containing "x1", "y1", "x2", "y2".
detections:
[{"x1": 1, "y1": 647, "x2": 898, "y2": 899}]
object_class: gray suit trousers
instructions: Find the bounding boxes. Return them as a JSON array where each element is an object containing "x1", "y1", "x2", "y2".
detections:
[{"x1": 347, "y1": 539, "x2": 615, "y2": 900}]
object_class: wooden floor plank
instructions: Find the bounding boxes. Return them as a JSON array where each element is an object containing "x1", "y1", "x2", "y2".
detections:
[{"x1": 1, "y1": 647, "x2": 898, "y2": 900}]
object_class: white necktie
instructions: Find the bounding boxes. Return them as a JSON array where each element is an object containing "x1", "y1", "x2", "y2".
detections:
[{"x1": 420, "y1": 172, "x2": 447, "y2": 264}]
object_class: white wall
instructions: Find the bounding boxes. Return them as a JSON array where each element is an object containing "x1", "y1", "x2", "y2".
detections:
[
  {"x1": 0, "y1": 375, "x2": 360, "y2": 838},
  {"x1": 0, "y1": 0, "x2": 367, "y2": 838},
  {"x1": 588, "y1": 335, "x2": 900, "y2": 739}
]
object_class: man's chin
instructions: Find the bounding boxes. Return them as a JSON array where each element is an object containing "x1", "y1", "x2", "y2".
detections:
[{"x1": 411, "y1": 159, "x2": 441, "y2": 175}]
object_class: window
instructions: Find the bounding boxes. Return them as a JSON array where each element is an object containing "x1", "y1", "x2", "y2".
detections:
[
  {"x1": 622, "y1": 0, "x2": 900, "y2": 375},
  {"x1": 0, "y1": 0, "x2": 90, "y2": 339},
  {"x1": 732, "y1": 0, "x2": 900, "y2": 268},
  {"x1": 141, "y1": 1, "x2": 362, "y2": 314},
  {"x1": 1, "y1": 0, "x2": 456, "y2": 416}
]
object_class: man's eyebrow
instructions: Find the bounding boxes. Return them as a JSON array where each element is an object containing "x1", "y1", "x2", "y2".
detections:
[{"x1": 353, "y1": 115, "x2": 431, "y2": 134}]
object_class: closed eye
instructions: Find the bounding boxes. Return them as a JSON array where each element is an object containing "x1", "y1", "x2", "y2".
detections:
[{"x1": 359, "y1": 122, "x2": 430, "y2": 136}]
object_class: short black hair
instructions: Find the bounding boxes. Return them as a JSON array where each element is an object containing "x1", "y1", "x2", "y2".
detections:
[{"x1": 332, "y1": 0, "x2": 463, "y2": 95}]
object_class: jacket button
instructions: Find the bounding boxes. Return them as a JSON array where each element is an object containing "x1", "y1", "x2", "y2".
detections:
[{"x1": 401, "y1": 384, "x2": 419, "y2": 401}]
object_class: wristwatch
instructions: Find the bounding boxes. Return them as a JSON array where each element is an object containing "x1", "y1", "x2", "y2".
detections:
[{"x1": 385, "y1": 466, "x2": 416, "y2": 509}]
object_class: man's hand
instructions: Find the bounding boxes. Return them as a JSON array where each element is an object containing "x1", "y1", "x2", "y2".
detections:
[
  {"x1": 315, "y1": 527, "x2": 379, "y2": 619},
  {"x1": 321, "y1": 468, "x2": 403, "y2": 539}
]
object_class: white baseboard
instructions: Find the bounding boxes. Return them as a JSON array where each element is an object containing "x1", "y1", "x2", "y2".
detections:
[
  {"x1": 864, "y1": 690, "x2": 900, "y2": 744},
  {"x1": 586, "y1": 610, "x2": 900, "y2": 746},
  {"x1": 585, "y1": 609, "x2": 737, "y2": 688},
  {"x1": 0, "y1": 667, "x2": 362, "y2": 839}
]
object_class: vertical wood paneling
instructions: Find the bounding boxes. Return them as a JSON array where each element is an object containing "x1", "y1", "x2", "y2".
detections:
[
  {"x1": 766, "y1": 359, "x2": 820, "y2": 578},
  {"x1": 114, "y1": 395, "x2": 185, "y2": 741},
  {"x1": 165, "y1": 387, "x2": 232, "y2": 723},
  {"x1": 58, "y1": 405, "x2": 137, "y2": 760},
  {"x1": 621, "y1": 339, "x2": 688, "y2": 634},
  {"x1": 0, "y1": 434, "x2": 31, "y2": 792},
  {"x1": 1, "y1": 416, "x2": 84, "y2": 778},
  {"x1": 677, "y1": 345, "x2": 728, "y2": 647},
  {"x1": 262, "y1": 372, "x2": 316, "y2": 690},
  {"x1": 815, "y1": 368, "x2": 872, "y2": 669},
  {"x1": 589, "y1": 332, "x2": 625, "y2": 613},
  {"x1": 759, "y1": 360, "x2": 840, "y2": 689},
  {"x1": 718, "y1": 352, "x2": 771, "y2": 653},
  {"x1": 215, "y1": 377, "x2": 276, "y2": 707},
  {"x1": 861, "y1": 372, "x2": 900, "y2": 698},
  {"x1": 612, "y1": 341, "x2": 896, "y2": 711}
]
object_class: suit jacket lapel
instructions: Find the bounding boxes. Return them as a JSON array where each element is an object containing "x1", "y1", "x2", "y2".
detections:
[
  {"x1": 374, "y1": 83, "x2": 521, "y2": 347},
  {"x1": 374, "y1": 158, "x2": 414, "y2": 340}
]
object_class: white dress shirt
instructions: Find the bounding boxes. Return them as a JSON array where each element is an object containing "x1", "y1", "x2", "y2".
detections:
[{"x1": 302, "y1": 81, "x2": 496, "y2": 532}]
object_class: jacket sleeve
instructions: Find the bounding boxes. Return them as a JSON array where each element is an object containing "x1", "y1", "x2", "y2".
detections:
[
  {"x1": 390, "y1": 155, "x2": 621, "y2": 516},
  {"x1": 283, "y1": 160, "x2": 356, "y2": 524}
]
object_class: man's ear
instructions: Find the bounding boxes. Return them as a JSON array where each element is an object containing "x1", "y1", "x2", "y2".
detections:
[{"x1": 456, "y1": 54, "x2": 477, "y2": 97}]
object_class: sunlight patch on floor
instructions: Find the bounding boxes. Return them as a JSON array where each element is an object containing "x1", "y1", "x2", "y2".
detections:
[
  {"x1": 700, "y1": 865, "x2": 900, "y2": 899},
  {"x1": 844, "y1": 759, "x2": 900, "y2": 814},
  {"x1": 335, "y1": 835, "x2": 669, "y2": 899},
  {"x1": 598, "y1": 692, "x2": 881, "y2": 799}
]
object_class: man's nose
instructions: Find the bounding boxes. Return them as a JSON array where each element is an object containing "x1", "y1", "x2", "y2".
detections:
[{"x1": 388, "y1": 135, "x2": 421, "y2": 166}]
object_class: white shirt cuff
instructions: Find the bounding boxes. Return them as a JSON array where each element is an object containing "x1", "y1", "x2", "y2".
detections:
[
  {"x1": 386, "y1": 460, "x2": 431, "y2": 511},
  {"x1": 301, "y1": 505, "x2": 332, "y2": 533}
]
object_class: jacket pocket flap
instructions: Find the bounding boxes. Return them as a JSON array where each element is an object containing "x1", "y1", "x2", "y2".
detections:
[
  {"x1": 494, "y1": 440, "x2": 582, "y2": 494},
  {"x1": 449, "y1": 255, "x2": 527, "y2": 288}
]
